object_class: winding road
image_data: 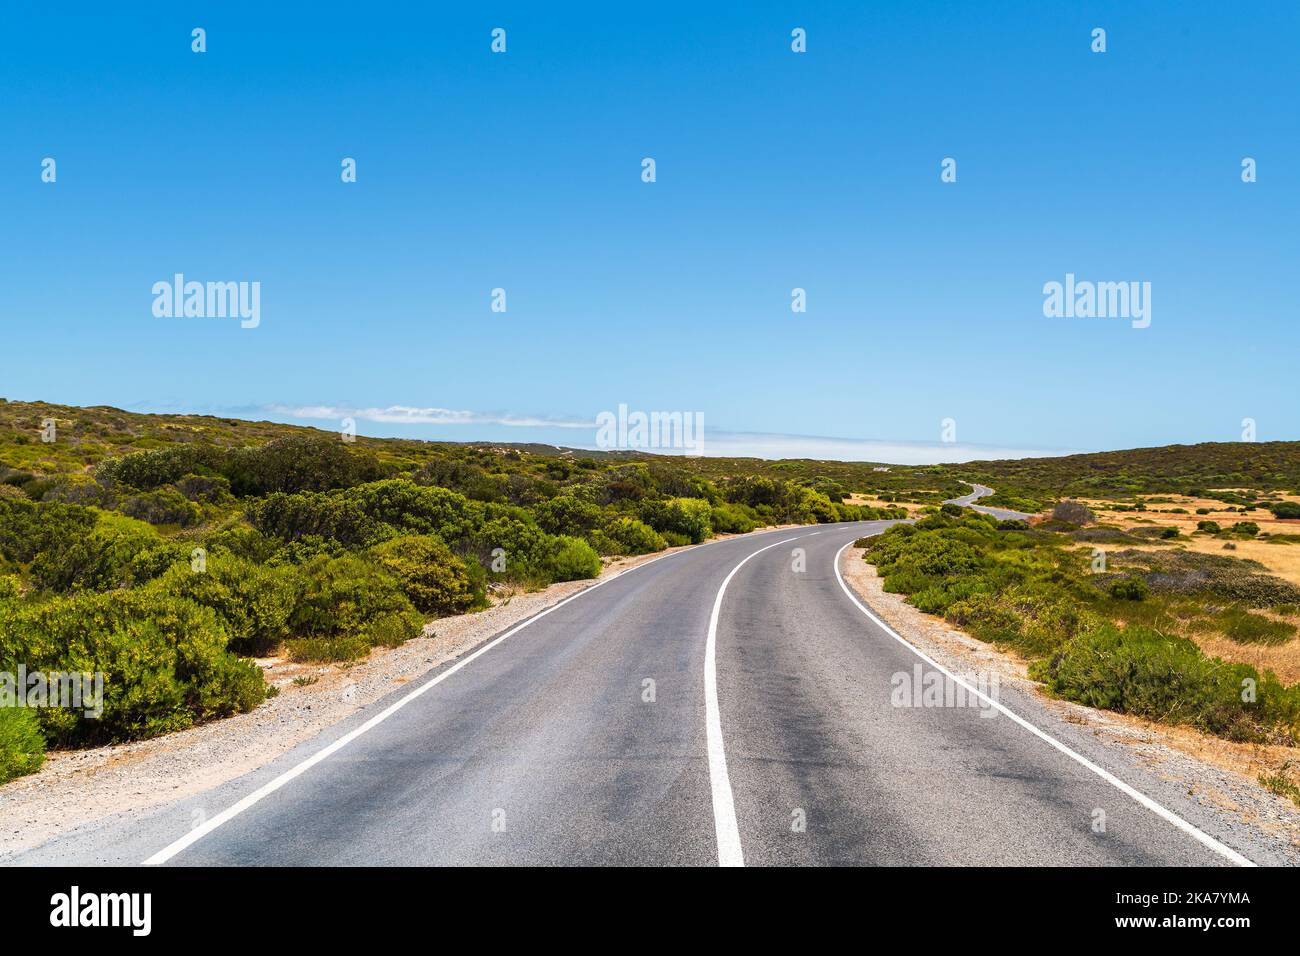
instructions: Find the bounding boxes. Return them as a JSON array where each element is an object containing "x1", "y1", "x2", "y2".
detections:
[
  {"x1": 9, "y1": 511, "x2": 1267, "y2": 867},
  {"x1": 944, "y1": 482, "x2": 1032, "y2": 521}
]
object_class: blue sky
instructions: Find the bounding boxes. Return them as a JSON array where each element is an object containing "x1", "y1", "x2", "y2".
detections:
[{"x1": 2, "y1": 2, "x2": 1296, "y2": 462}]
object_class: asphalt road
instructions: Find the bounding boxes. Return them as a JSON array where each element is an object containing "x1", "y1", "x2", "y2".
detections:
[
  {"x1": 944, "y1": 482, "x2": 1033, "y2": 521},
  {"x1": 11, "y1": 517, "x2": 1266, "y2": 867}
]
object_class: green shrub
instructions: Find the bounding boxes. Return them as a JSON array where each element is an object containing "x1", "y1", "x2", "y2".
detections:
[
  {"x1": 249, "y1": 491, "x2": 391, "y2": 547},
  {"x1": 473, "y1": 515, "x2": 555, "y2": 576},
  {"x1": 711, "y1": 503, "x2": 758, "y2": 534},
  {"x1": 940, "y1": 503, "x2": 963, "y2": 517},
  {"x1": 0, "y1": 707, "x2": 45, "y2": 784},
  {"x1": 369, "y1": 535, "x2": 483, "y2": 616},
  {"x1": 945, "y1": 594, "x2": 1023, "y2": 644},
  {"x1": 544, "y1": 536, "x2": 602, "y2": 582},
  {"x1": 1197, "y1": 520, "x2": 1222, "y2": 534},
  {"x1": 30, "y1": 512, "x2": 161, "y2": 593},
  {"x1": 641, "y1": 497, "x2": 713, "y2": 544},
  {"x1": 0, "y1": 590, "x2": 265, "y2": 746},
  {"x1": 224, "y1": 436, "x2": 383, "y2": 496},
  {"x1": 1231, "y1": 521, "x2": 1260, "y2": 537},
  {"x1": 203, "y1": 525, "x2": 281, "y2": 563},
  {"x1": 1269, "y1": 502, "x2": 1300, "y2": 520},
  {"x1": 119, "y1": 486, "x2": 201, "y2": 526},
  {"x1": 148, "y1": 553, "x2": 304, "y2": 655},
  {"x1": 535, "y1": 495, "x2": 603, "y2": 536},
  {"x1": 1110, "y1": 577, "x2": 1150, "y2": 601},
  {"x1": 601, "y1": 517, "x2": 667, "y2": 555},
  {"x1": 1034, "y1": 624, "x2": 1300, "y2": 743},
  {"x1": 344, "y1": 480, "x2": 483, "y2": 543},
  {"x1": 288, "y1": 555, "x2": 418, "y2": 646},
  {"x1": 128, "y1": 542, "x2": 195, "y2": 584},
  {"x1": 1221, "y1": 609, "x2": 1297, "y2": 646}
]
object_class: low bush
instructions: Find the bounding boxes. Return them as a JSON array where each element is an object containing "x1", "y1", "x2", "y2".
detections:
[
  {"x1": 0, "y1": 590, "x2": 265, "y2": 746},
  {"x1": 249, "y1": 491, "x2": 391, "y2": 548},
  {"x1": 710, "y1": 503, "x2": 758, "y2": 534},
  {"x1": 601, "y1": 517, "x2": 667, "y2": 555},
  {"x1": 1220, "y1": 609, "x2": 1297, "y2": 646},
  {"x1": 369, "y1": 535, "x2": 484, "y2": 616},
  {"x1": 29, "y1": 512, "x2": 161, "y2": 593},
  {"x1": 286, "y1": 555, "x2": 422, "y2": 660},
  {"x1": 1033, "y1": 624, "x2": 1300, "y2": 743},
  {"x1": 641, "y1": 497, "x2": 712, "y2": 544},
  {"x1": 119, "y1": 486, "x2": 201, "y2": 527},
  {"x1": 148, "y1": 553, "x2": 304, "y2": 655},
  {"x1": 1110, "y1": 577, "x2": 1150, "y2": 601},
  {"x1": 0, "y1": 707, "x2": 45, "y2": 784},
  {"x1": 544, "y1": 536, "x2": 602, "y2": 582}
]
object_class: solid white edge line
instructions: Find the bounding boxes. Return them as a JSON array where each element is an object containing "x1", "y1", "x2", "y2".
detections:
[
  {"x1": 704, "y1": 532, "x2": 818, "y2": 867},
  {"x1": 142, "y1": 523, "x2": 828, "y2": 865},
  {"x1": 832, "y1": 539, "x2": 1256, "y2": 868}
]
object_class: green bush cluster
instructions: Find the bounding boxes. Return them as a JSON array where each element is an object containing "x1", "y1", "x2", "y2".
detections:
[
  {"x1": 1033, "y1": 625, "x2": 1300, "y2": 743},
  {"x1": 369, "y1": 535, "x2": 485, "y2": 615},
  {"x1": 0, "y1": 707, "x2": 45, "y2": 784},
  {"x1": 864, "y1": 512, "x2": 1300, "y2": 744},
  {"x1": 0, "y1": 589, "x2": 265, "y2": 747}
]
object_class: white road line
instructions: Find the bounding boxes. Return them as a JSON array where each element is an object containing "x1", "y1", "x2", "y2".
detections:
[
  {"x1": 142, "y1": 523, "x2": 838, "y2": 866},
  {"x1": 832, "y1": 540, "x2": 1256, "y2": 868},
  {"x1": 705, "y1": 533, "x2": 817, "y2": 867}
]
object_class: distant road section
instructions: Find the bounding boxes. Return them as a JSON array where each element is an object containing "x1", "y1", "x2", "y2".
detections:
[{"x1": 945, "y1": 482, "x2": 1034, "y2": 521}]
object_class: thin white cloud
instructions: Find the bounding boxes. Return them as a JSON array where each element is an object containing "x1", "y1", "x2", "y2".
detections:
[
  {"x1": 269, "y1": 404, "x2": 593, "y2": 429},
  {"x1": 266, "y1": 403, "x2": 1074, "y2": 463},
  {"x1": 641, "y1": 430, "x2": 1075, "y2": 464}
]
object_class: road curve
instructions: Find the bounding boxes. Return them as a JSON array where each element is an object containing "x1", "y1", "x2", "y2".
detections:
[
  {"x1": 11, "y1": 521, "x2": 1259, "y2": 866},
  {"x1": 945, "y1": 482, "x2": 1034, "y2": 521}
]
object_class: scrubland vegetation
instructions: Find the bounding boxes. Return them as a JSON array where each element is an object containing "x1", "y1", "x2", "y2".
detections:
[
  {"x1": 862, "y1": 505, "x2": 1300, "y2": 745},
  {"x1": 0, "y1": 400, "x2": 905, "y2": 781},
  {"x1": 6, "y1": 398, "x2": 1300, "y2": 786}
]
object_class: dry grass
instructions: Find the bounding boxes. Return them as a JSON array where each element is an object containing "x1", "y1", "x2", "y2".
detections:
[
  {"x1": 1079, "y1": 494, "x2": 1300, "y2": 585},
  {"x1": 845, "y1": 493, "x2": 925, "y2": 514},
  {"x1": 1068, "y1": 495, "x2": 1300, "y2": 683}
]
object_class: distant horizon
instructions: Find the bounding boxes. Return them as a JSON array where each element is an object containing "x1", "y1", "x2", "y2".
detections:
[{"x1": 11, "y1": 393, "x2": 1293, "y2": 466}]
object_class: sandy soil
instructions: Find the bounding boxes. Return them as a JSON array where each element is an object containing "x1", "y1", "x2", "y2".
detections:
[{"x1": 840, "y1": 546, "x2": 1300, "y2": 853}]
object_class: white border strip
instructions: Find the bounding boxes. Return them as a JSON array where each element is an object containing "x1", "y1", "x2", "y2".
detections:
[
  {"x1": 704, "y1": 533, "x2": 818, "y2": 867},
  {"x1": 833, "y1": 540, "x2": 1255, "y2": 867}
]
